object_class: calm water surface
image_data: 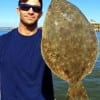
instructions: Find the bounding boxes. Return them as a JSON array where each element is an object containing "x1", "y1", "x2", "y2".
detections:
[{"x1": 0, "y1": 30, "x2": 100, "y2": 100}]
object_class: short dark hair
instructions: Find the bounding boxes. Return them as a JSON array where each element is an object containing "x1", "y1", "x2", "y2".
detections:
[{"x1": 18, "y1": 0, "x2": 43, "y2": 9}]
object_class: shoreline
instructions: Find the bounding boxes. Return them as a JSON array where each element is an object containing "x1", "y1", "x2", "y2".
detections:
[{"x1": 0, "y1": 27, "x2": 14, "y2": 30}]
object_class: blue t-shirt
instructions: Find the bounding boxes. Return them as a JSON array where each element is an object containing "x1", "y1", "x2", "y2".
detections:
[{"x1": 0, "y1": 28, "x2": 54, "y2": 100}]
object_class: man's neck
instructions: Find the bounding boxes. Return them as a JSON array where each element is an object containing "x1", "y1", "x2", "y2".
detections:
[{"x1": 18, "y1": 23, "x2": 38, "y2": 36}]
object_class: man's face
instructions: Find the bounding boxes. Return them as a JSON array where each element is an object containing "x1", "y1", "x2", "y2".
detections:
[{"x1": 17, "y1": 0, "x2": 42, "y2": 26}]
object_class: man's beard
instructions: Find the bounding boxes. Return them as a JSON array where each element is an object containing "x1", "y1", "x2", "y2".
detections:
[{"x1": 21, "y1": 19, "x2": 38, "y2": 27}]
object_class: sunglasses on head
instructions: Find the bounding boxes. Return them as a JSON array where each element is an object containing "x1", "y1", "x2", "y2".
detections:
[{"x1": 19, "y1": 4, "x2": 42, "y2": 13}]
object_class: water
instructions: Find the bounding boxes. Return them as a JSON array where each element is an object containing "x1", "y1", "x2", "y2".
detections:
[
  {"x1": 0, "y1": 30, "x2": 100, "y2": 100},
  {"x1": 0, "y1": 30, "x2": 11, "y2": 36}
]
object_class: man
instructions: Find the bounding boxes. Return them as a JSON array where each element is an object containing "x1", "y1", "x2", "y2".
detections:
[{"x1": 0, "y1": 0, "x2": 54, "y2": 100}]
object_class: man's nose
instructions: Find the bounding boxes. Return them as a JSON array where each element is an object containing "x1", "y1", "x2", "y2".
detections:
[{"x1": 28, "y1": 7, "x2": 34, "y2": 13}]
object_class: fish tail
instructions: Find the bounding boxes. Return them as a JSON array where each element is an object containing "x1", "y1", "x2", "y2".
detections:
[{"x1": 66, "y1": 81, "x2": 89, "y2": 100}]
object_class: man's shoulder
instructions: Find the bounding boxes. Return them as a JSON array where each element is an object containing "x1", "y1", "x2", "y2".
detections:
[{"x1": 38, "y1": 27, "x2": 42, "y2": 32}]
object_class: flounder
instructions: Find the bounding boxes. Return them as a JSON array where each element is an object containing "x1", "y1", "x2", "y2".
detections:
[{"x1": 41, "y1": 0, "x2": 98, "y2": 99}]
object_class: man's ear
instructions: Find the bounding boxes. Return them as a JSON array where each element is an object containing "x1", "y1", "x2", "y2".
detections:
[
  {"x1": 39, "y1": 11, "x2": 43, "y2": 18},
  {"x1": 16, "y1": 8, "x2": 20, "y2": 16}
]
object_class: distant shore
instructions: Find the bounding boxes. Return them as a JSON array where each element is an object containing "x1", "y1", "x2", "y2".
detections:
[{"x1": 0, "y1": 27, "x2": 14, "y2": 30}]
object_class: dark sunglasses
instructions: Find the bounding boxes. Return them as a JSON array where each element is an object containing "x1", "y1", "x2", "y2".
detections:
[{"x1": 19, "y1": 4, "x2": 42, "y2": 13}]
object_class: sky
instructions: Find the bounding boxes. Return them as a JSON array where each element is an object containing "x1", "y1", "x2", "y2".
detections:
[{"x1": 0, "y1": 0, "x2": 100, "y2": 27}]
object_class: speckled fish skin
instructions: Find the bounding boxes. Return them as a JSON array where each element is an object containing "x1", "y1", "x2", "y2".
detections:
[{"x1": 41, "y1": 0, "x2": 98, "y2": 99}]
